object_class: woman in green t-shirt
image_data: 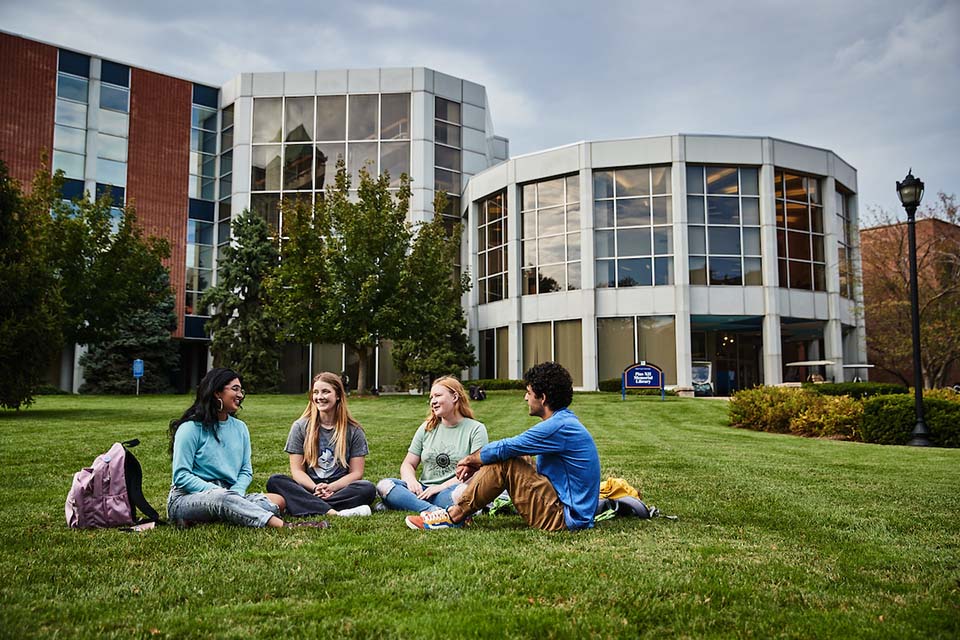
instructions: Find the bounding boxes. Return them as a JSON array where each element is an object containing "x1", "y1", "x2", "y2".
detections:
[{"x1": 376, "y1": 376, "x2": 488, "y2": 513}]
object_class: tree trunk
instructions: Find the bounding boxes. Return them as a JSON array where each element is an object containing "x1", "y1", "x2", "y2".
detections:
[{"x1": 355, "y1": 345, "x2": 369, "y2": 395}]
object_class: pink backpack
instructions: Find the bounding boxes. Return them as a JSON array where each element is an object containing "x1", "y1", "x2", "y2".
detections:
[{"x1": 65, "y1": 439, "x2": 161, "y2": 529}]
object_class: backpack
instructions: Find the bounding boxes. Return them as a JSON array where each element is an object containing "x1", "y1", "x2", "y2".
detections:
[
  {"x1": 469, "y1": 385, "x2": 486, "y2": 401},
  {"x1": 65, "y1": 439, "x2": 162, "y2": 529}
]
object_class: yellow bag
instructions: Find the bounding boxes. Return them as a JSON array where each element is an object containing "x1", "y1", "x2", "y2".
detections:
[{"x1": 599, "y1": 477, "x2": 641, "y2": 500}]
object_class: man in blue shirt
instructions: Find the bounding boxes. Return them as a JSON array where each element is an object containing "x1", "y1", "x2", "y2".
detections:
[{"x1": 406, "y1": 361, "x2": 600, "y2": 532}]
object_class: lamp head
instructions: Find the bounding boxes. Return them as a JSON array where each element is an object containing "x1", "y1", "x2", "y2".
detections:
[{"x1": 896, "y1": 169, "x2": 924, "y2": 213}]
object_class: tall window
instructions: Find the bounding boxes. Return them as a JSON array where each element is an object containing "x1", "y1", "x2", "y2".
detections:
[
  {"x1": 686, "y1": 165, "x2": 761, "y2": 286},
  {"x1": 596, "y1": 316, "x2": 677, "y2": 384},
  {"x1": 522, "y1": 320, "x2": 583, "y2": 386},
  {"x1": 190, "y1": 85, "x2": 217, "y2": 201},
  {"x1": 96, "y1": 60, "x2": 130, "y2": 191},
  {"x1": 479, "y1": 326, "x2": 509, "y2": 379},
  {"x1": 521, "y1": 174, "x2": 581, "y2": 294},
  {"x1": 836, "y1": 189, "x2": 855, "y2": 299},
  {"x1": 217, "y1": 104, "x2": 235, "y2": 277},
  {"x1": 594, "y1": 166, "x2": 672, "y2": 288},
  {"x1": 53, "y1": 50, "x2": 89, "y2": 181},
  {"x1": 775, "y1": 170, "x2": 825, "y2": 291},
  {"x1": 435, "y1": 96, "x2": 462, "y2": 231},
  {"x1": 477, "y1": 191, "x2": 507, "y2": 303},
  {"x1": 185, "y1": 201, "x2": 215, "y2": 317}
]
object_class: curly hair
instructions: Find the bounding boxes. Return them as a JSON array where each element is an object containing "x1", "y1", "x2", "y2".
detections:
[{"x1": 523, "y1": 361, "x2": 573, "y2": 411}]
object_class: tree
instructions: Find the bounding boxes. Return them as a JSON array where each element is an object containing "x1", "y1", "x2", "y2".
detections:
[
  {"x1": 861, "y1": 193, "x2": 960, "y2": 388},
  {"x1": 201, "y1": 209, "x2": 282, "y2": 393},
  {"x1": 392, "y1": 191, "x2": 476, "y2": 385},
  {"x1": 0, "y1": 159, "x2": 64, "y2": 409}
]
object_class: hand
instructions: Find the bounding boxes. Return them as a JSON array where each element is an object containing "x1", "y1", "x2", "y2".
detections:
[
  {"x1": 456, "y1": 459, "x2": 481, "y2": 482},
  {"x1": 417, "y1": 484, "x2": 442, "y2": 500},
  {"x1": 406, "y1": 481, "x2": 423, "y2": 496},
  {"x1": 313, "y1": 483, "x2": 335, "y2": 499}
]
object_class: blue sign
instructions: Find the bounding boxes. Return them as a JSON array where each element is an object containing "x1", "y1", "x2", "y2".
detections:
[
  {"x1": 132, "y1": 359, "x2": 144, "y2": 379},
  {"x1": 621, "y1": 362, "x2": 664, "y2": 400}
]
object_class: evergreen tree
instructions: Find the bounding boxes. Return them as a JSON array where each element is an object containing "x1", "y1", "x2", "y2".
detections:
[
  {"x1": 0, "y1": 159, "x2": 64, "y2": 409},
  {"x1": 202, "y1": 209, "x2": 282, "y2": 393}
]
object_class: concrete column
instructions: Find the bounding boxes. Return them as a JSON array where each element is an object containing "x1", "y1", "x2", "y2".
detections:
[
  {"x1": 848, "y1": 192, "x2": 869, "y2": 373},
  {"x1": 759, "y1": 143, "x2": 782, "y2": 385},
  {"x1": 672, "y1": 137, "x2": 693, "y2": 388},
  {"x1": 821, "y1": 175, "x2": 844, "y2": 382},
  {"x1": 505, "y1": 174, "x2": 523, "y2": 379},
  {"x1": 466, "y1": 196, "x2": 481, "y2": 379},
  {"x1": 579, "y1": 146, "x2": 598, "y2": 389}
]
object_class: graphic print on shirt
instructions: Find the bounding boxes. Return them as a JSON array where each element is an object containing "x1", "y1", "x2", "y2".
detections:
[
  {"x1": 314, "y1": 447, "x2": 336, "y2": 476},
  {"x1": 424, "y1": 445, "x2": 456, "y2": 478}
]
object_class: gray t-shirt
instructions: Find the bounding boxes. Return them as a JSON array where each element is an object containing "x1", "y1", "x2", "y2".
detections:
[{"x1": 284, "y1": 417, "x2": 369, "y2": 483}]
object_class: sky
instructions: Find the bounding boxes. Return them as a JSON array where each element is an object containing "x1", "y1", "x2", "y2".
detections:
[{"x1": 3, "y1": 0, "x2": 958, "y2": 224}]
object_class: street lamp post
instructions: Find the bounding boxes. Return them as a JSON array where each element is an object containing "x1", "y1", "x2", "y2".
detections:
[{"x1": 896, "y1": 169, "x2": 929, "y2": 447}]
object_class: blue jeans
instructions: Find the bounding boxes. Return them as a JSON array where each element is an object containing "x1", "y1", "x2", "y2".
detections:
[
  {"x1": 167, "y1": 486, "x2": 280, "y2": 528},
  {"x1": 377, "y1": 478, "x2": 457, "y2": 513}
]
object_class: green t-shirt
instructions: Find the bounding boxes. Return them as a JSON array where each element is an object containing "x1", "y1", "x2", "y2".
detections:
[{"x1": 409, "y1": 417, "x2": 488, "y2": 486}]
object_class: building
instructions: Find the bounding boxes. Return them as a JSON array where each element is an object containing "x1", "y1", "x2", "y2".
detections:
[{"x1": 1, "y1": 30, "x2": 867, "y2": 394}]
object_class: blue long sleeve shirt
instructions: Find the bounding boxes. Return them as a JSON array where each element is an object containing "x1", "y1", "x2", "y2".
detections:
[
  {"x1": 479, "y1": 408, "x2": 600, "y2": 530},
  {"x1": 171, "y1": 416, "x2": 254, "y2": 495}
]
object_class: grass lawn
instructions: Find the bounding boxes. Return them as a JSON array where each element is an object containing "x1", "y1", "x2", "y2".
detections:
[{"x1": 1, "y1": 391, "x2": 957, "y2": 639}]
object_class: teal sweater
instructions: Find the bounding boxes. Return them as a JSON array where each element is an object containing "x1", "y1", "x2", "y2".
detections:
[{"x1": 171, "y1": 416, "x2": 253, "y2": 494}]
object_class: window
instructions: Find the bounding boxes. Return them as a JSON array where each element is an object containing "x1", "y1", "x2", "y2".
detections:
[
  {"x1": 774, "y1": 170, "x2": 826, "y2": 291},
  {"x1": 522, "y1": 320, "x2": 583, "y2": 386},
  {"x1": 597, "y1": 316, "x2": 677, "y2": 384},
  {"x1": 477, "y1": 191, "x2": 507, "y2": 304},
  {"x1": 435, "y1": 96, "x2": 462, "y2": 237},
  {"x1": 479, "y1": 326, "x2": 509, "y2": 379},
  {"x1": 522, "y1": 174, "x2": 581, "y2": 294},
  {"x1": 53, "y1": 69, "x2": 88, "y2": 179},
  {"x1": 686, "y1": 165, "x2": 761, "y2": 286},
  {"x1": 836, "y1": 189, "x2": 855, "y2": 299},
  {"x1": 185, "y1": 217, "x2": 214, "y2": 317},
  {"x1": 594, "y1": 166, "x2": 672, "y2": 288}
]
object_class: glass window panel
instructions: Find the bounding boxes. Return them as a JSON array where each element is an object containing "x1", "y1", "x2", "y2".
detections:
[
  {"x1": 742, "y1": 197, "x2": 760, "y2": 225},
  {"x1": 537, "y1": 178, "x2": 564, "y2": 208},
  {"x1": 689, "y1": 226, "x2": 706, "y2": 254},
  {"x1": 776, "y1": 200, "x2": 786, "y2": 227},
  {"x1": 284, "y1": 97, "x2": 314, "y2": 142},
  {"x1": 487, "y1": 219, "x2": 503, "y2": 248},
  {"x1": 381, "y1": 93, "x2": 410, "y2": 139},
  {"x1": 218, "y1": 175, "x2": 231, "y2": 199},
  {"x1": 709, "y1": 256, "x2": 742, "y2": 285},
  {"x1": 776, "y1": 229, "x2": 787, "y2": 259},
  {"x1": 538, "y1": 264, "x2": 565, "y2": 293},
  {"x1": 687, "y1": 195, "x2": 705, "y2": 224},
  {"x1": 194, "y1": 245, "x2": 214, "y2": 270},
  {"x1": 784, "y1": 173, "x2": 806, "y2": 202},
  {"x1": 616, "y1": 168, "x2": 650, "y2": 197},
  {"x1": 97, "y1": 133, "x2": 126, "y2": 162},
  {"x1": 434, "y1": 167, "x2": 459, "y2": 194},
  {"x1": 435, "y1": 145, "x2": 460, "y2": 171},
  {"x1": 566, "y1": 174, "x2": 580, "y2": 202},
  {"x1": 709, "y1": 227, "x2": 741, "y2": 255},
  {"x1": 593, "y1": 171, "x2": 614, "y2": 199},
  {"x1": 595, "y1": 230, "x2": 615, "y2": 259},
  {"x1": 434, "y1": 121, "x2": 460, "y2": 147},
  {"x1": 349, "y1": 142, "x2": 378, "y2": 184},
  {"x1": 488, "y1": 274, "x2": 504, "y2": 302},
  {"x1": 221, "y1": 128, "x2": 234, "y2": 150},
  {"x1": 283, "y1": 144, "x2": 313, "y2": 190},
  {"x1": 809, "y1": 178, "x2": 821, "y2": 205},
  {"x1": 380, "y1": 141, "x2": 409, "y2": 187},
  {"x1": 100, "y1": 84, "x2": 128, "y2": 112},
  {"x1": 253, "y1": 98, "x2": 282, "y2": 143},
  {"x1": 57, "y1": 74, "x2": 88, "y2": 102},
  {"x1": 478, "y1": 252, "x2": 487, "y2": 278},
  {"x1": 56, "y1": 99, "x2": 86, "y2": 127},
  {"x1": 538, "y1": 205, "x2": 564, "y2": 236},
  {"x1": 54, "y1": 124, "x2": 85, "y2": 154},
  {"x1": 653, "y1": 227, "x2": 672, "y2": 255},
  {"x1": 96, "y1": 158, "x2": 126, "y2": 186},
  {"x1": 813, "y1": 263, "x2": 826, "y2": 291},
  {"x1": 655, "y1": 256, "x2": 674, "y2": 285},
  {"x1": 190, "y1": 129, "x2": 216, "y2": 155},
  {"x1": 740, "y1": 167, "x2": 759, "y2": 196},
  {"x1": 788, "y1": 230, "x2": 811, "y2": 261},
  {"x1": 250, "y1": 193, "x2": 280, "y2": 234},
  {"x1": 188, "y1": 220, "x2": 215, "y2": 245},
  {"x1": 686, "y1": 165, "x2": 704, "y2": 194},
  {"x1": 594, "y1": 200, "x2": 614, "y2": 228},
  {"x1": 217, "y1": 219, "x2": 230, "y2": 243},
  {"x1": 348, "y1": 94, "x2": 378, "y2": 140},
  {"x1": 566, "y1": 202, "x2": 580, "y2": 231},
  {"x1": 567, "y1": 232, "x2": 581, "y2": 261},
  {"x1": 812, "y1": 235, "x2": 825, "y2": 262},
  {"x1": 567, "y1": 262, "x2": 581, "y2": 291},
  {"x1": 743, "y1": 257, "x2": 763, "y2": 285},
  {"x1": 597, "y1": 317, "x2": 635, "y2": 380},
  {"x1": 523, "y1": 240, "x2": 536, "y2": 267},
  {"x1": 522, "y1": 183, "x2": 537, "y2": 211},
  {"x1": 221, "y1": 105, "x2": 234, "y2": 130},
  {"x1": 595, "y1": 259, "x2": 615, "y2": 288},
  {"x1": 316, "y1": 96, "x2": 346, "y2": 141},
  {"x1": 315, "y1": 142, "x2": 345, "y2": 190},
  {"x1": 743, "y1": 227, "x2": 761, "y2": 256},
  {"x1": 251, "y1": 145, "x2": 282, "y2": 191},
  {"x1": 707, "y1": 196, "x2": 739, "y2": 225},
  {"x1": 618, "y1": 228, "x2": 651, "y2": 257},
  {"x1": 789, "y1": 260, "x2": 812, "y2": 290},
  {"x1": 689, "y1": 256, "x2": 707, "y2": 285},
  {"x1": 618, "y1": 258, "x2": 652, "y2": 287},
  {"x1": 617, "y1": 197, "x2": 650, "y2": 227},
  {"x1": 554, "y1": 320, "x2": 583, "y2": 386},
  {"x1": 637, "y1": 316, "x2": 677, "y2": 384},
  {"x1": 52, "y1": 150, "x2": 85, "y2": 179},
  {"x1": 219, "y1": 150, "x2": 232, "y2": 177},
  {"x1": 810, "y1": 205, "x2": 823, "y2": 233},
  {"x1": 522, "y1": 267, "x2": 537, "y2": 294},
  {"x1": 778, "y1": 258, "x2": 788, "y2": 287},
  {"x1": 435, "y1": 97, "x2": 461, "y2": 124},
  {"x1": 98, "y1": 109, "x2": 127, "y2": 137},
  {"x1": 651, "y1": 166, "x2": 671, "y2": 194},
  {"x1": 487, "y1": 247, "x2": 503, "y2": 274},
  {"x1": 538, "y1": 236, "x2": 565, "y2": 264},
  {"x1": 522, "y1": 211, "x2": 536, "y2": 239},
  {"x1": 706, "y1": 167, "x2": 738, "y2": 194},
  {"x1": 652, "y1": 196, "x2": 672, "y2": 225}
]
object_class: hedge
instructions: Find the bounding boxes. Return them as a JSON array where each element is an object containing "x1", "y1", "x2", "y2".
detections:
[
  {"x1": 803, "y1": 381, "x2": 908, "y2": 399},
  {"x1": 861, "y1": 396, "x2": 960, "y2": 447},
  {"x1": 728, "y1": 386, "x2": 818, "y2": 434},
  {"x1": 464, "y1": 379, "x2": 527, "y2": 390}
]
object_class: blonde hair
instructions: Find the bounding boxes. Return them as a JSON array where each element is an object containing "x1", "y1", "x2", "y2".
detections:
[
  {"x1": 301, "y1": 372, "x2": 360, "y2": 469},
  {"x1": 424, "y1": 376, "x2": 474, "y2": 432}
]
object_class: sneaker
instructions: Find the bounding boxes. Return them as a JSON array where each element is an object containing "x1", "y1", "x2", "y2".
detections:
[
  {"x1": 373, "y1": 501, "x2": 388, "y2": 512},
  {"x1": 405, "y1": 508, "x2": 464, "y2": 530},
  {"x1": 337, "y1": 505, "x2": 372, "y2": 517},
  {"x1": 284, "y1": 520, "x2": 329, "y2": 529}
]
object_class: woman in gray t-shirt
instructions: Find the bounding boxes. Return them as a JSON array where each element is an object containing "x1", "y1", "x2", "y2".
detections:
[{"x1": 266, "y1": 372, "x2": 376, "y2": 517}]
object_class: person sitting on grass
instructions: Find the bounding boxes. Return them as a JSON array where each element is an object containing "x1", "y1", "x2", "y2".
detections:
[
  {"x1": 376, "y1": 376, "x2": 488, "y2": 513},
  {"x1": 168, "y1": 368, "x2": 324, "y2": 529},
  {"x1": 405, "y1": 361, "x2": 600, "y2": 532},
  {"x1": 266, "y1": 372, "x2": 375, "y2": 518}
]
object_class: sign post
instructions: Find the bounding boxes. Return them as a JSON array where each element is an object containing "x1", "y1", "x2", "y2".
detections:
[
  {"x1": 133, "y1": 359, "x2": 144, "y2": 396},
  {"x1": 621, "y1": 361, "x2": 665, "y2": 401}
]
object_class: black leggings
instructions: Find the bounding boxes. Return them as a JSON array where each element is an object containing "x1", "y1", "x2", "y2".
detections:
[{"x1": 266, "y1": 474, "x2": 375, "y2": 516}]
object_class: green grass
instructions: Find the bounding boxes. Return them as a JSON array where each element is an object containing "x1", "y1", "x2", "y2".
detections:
[{"x1": 1, "y1": 392, "x2": 958, "y2": 639}]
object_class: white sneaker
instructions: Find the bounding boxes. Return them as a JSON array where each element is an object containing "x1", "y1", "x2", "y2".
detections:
[{"x1": 337, "y1": 505, "x2": 372, "y2": 517}]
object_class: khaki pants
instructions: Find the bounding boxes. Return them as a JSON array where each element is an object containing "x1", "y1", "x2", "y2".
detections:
[{"x1": 456, "y1": 457, "x2": 566, "y2": 531}]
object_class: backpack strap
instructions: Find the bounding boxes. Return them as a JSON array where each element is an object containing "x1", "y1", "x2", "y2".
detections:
[{"x1": 121, "y1": 442, "x2": 164, "y2": 525}]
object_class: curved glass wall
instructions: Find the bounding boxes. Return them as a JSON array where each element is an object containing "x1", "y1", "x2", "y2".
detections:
[
  {"x1": 774, "y1": 170, "x2": 825, "y2": 291},
  {"x1": 521, "y1": 174, "x2": 581, "y2": 294}
]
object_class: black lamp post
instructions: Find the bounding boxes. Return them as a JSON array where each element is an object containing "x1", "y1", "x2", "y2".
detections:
[{"x1": 896, "y1": 169, "x2": 929, "y2": 446}]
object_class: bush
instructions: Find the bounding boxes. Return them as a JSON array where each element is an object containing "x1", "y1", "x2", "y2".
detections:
[
  {"x1": 728, "y1": 386, "x2": 818, "y2": 434},
  {"x1": 35, "y1": 384, "x2": 70, "y2": 395},
  {"x1": 861, "y1": 395, "x2": 960, "y2": 447},
  {"x1": 803, "y1": 381, "x2": 907, "y2": 399},
  {"x1": 790, "y1": 394, "x2": 863, "y2": 439},
  {"x1": 597, "y1": 378, "x2": 677, "y2": 395},
  {"x1": 464, "y1": 378, "x2": 527, "y2": 391}
]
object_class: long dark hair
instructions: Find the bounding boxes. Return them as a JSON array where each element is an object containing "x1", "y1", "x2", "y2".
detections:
[{"x1": 168, "y1": 368, "x2": 243, "y2": 456}]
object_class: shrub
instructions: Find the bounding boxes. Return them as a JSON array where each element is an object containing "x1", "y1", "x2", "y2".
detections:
[
  {"x1": 790, "y1": 394, "x2": 863, "y2": 440},
  {"x1": 861, "y1": 395, "x2": 960, "y2": 447},
  {"x1": 803, "y1": 381, "x2": 907, "y2": 399},
  {"x1": 728, "y1": 386, "x2": 818, "y2": 434},
  {"x1": 464, "y1": 378, "x2": 527, "y2": 391},
  {"x1": 35, "y1": 384, "x2": 71, "y2": 395},
  {"x1": 597, "y1": 378, "x2": 677, "y2": 395}
]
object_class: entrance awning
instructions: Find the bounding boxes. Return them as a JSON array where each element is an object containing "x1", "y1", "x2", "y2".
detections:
[{"x1": 785, "y1": 360, "x2": 833, "y2": 367}]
